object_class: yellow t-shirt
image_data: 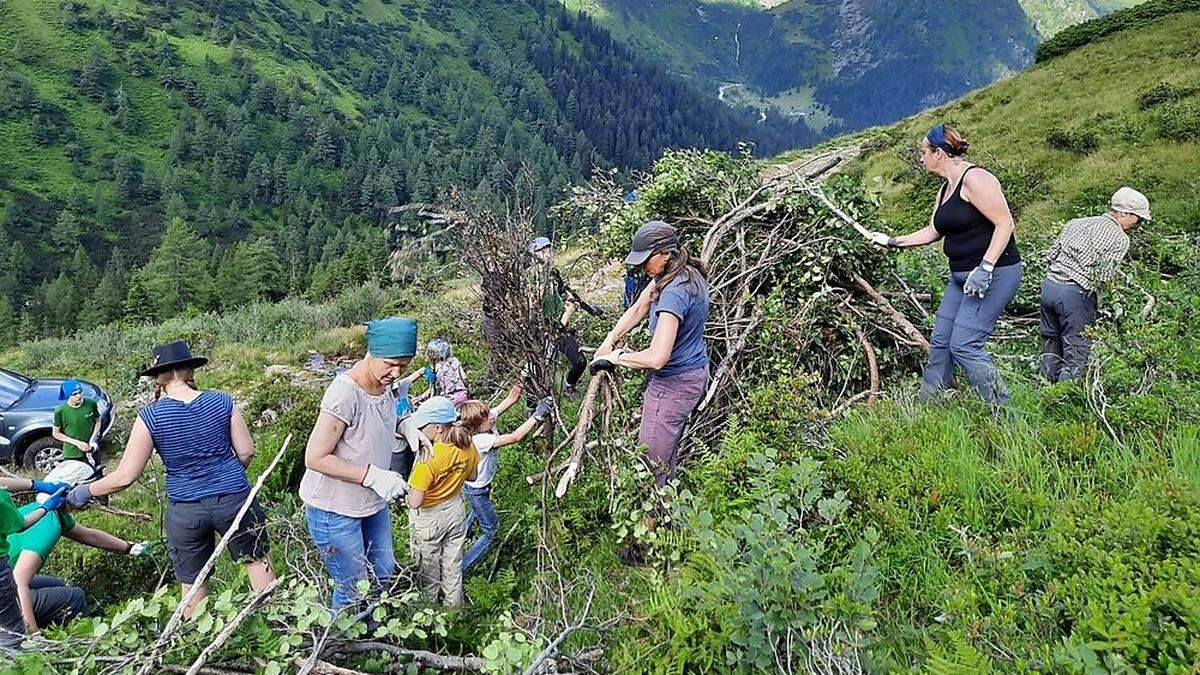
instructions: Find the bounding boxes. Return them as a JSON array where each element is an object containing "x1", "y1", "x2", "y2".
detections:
[{"x1": 408, "y1": 441, "x2": 480, "y2": 507}]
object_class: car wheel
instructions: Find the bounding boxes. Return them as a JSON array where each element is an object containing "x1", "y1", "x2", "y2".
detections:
[{"x1": 22, "y1": 436, "x2": 64, "y2": 473}]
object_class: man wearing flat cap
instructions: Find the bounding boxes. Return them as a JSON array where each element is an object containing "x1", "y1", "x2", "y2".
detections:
[{"x1": 1040, "y1": 187, "x2": 1150, "y2": 382}]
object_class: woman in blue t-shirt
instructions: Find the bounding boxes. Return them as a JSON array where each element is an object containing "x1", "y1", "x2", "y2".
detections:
[
  {"x1": 591, "y1": 221, "x2": 711, "y2": 486},
  {"x1": 66, "y1": 341, "x2": 276, "y2": 618}
]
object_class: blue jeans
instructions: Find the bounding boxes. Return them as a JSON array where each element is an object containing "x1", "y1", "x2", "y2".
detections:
[
  {"x1": 305, "y1": 505, "x2": 395, "y2": 610},
  {"x1": 920, "y1": 263, "x2": 1022, "y2": 406},
  {"x1": 462, "y1": 485, "x2": 498, "y2": 574}
]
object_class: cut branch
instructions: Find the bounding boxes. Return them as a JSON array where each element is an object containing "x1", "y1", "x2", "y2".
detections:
[
  {"x1": 334, "y1": 641, "x2": 486, "y2": 671},
  {"x1": 555, "y1": 373, "x2": 608, "y2": 498},
  {"x1": 185, "y1": 578, "x2": 281, "y2": 675},
  {"x1": 852, "y1": 274, "x2": 931, "y2": 354}
]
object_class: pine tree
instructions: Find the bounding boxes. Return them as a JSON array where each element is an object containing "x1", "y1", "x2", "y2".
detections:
[
  {"x1": 113, "y1": 85, "x2": 137, "y2": 133},
  {"x1": 43, "y1": 275, "x2": 78, "y2": 335},
  {"x1": 121, "y1": 269, "x2": 155, "y2": 323},
  {"x1": 82, "y1": 249, "x2": 127, "y2": 328},
  {"x1": 135, "y1": 217, "x2": 214, "y2": 319},
  {"x1": 75, "y1": 46, "x2": 112, "y2": 100},
  {"x1": 50, "y1": 210, "x2": 84, "y2": 256},
  {"x1": 0, "y1": 295, "x2": 15, "y2": 348}
]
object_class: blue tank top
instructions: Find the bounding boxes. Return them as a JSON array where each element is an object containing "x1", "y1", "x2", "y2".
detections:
[{"x1": 138, "y1": 391, "x2": 250, "y2": 503}]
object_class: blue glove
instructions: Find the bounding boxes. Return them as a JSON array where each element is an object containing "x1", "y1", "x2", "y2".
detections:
[
  {"x1": 32, "y1": 480, "x2": 70, "y2": 494},
  {"x1": 423, "y1": 367, "x2": 436, "y2": 383},
  {"x1": 963, "y1": 261, "x2": 995, "y2": 299},
  {"x1": 65, "y1": 483, "x2": 93, "y2": 508},
  {"x1": 42, "y1": 488, "x2": 68, "y2": 512}
]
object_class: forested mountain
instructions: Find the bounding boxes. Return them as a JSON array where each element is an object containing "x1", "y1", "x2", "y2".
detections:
[
  {"x1": 560, "y1": 0, "x2": 1145, "y2": 133},
  {"x1": 0, "y1": 0, "x2": 812, "y2": 346}
]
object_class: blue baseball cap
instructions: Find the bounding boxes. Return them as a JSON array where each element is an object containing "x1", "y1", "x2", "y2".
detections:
[
  {"x1": 411, "y1": 396, "x2": 458, "y2": 429},
  {"x1": 530, "y1": 237, "x2": 552, "y2": 253},
  {"x1": 59, "y1": 380, "x2": 83, "y2": 400}
]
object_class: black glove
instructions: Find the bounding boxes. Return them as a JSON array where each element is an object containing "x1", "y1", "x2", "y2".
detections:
[{"x1": 588, "y1": 349, "x2": 623, "y2": 375}]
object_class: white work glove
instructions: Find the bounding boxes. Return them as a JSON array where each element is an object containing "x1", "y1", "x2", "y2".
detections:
[
  {"x1": 361, "y1": 465, "x2": 407, "y2": 501},
  {"x1": 868, "y1": 231, "x2": 896, "y2": 247},
  {"x1": 398, "y1": 416, "x2": 432, "y2": 457},
  {"x1": 589, "y1": 349, "x2": 623, "y2": 375},
  {"x1": 129, "y1": 540, "x2": 159, "y2": 557}
]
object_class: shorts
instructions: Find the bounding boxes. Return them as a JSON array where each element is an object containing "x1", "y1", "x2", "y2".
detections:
[{"x1": 166, "y1": 489, "x2": 270, "y2": 584}]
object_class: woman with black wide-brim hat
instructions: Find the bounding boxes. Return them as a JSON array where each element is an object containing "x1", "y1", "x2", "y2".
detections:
[{"x1": 66, "y1": 340, "x2": 276, "y2": 618}]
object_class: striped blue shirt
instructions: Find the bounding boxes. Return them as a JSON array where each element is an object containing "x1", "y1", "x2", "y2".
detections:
[{"x1": 138, "y1": 391, "x2": 250, "y2": 502}]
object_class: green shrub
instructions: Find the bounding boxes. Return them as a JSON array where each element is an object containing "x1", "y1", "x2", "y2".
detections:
[
  {"x1": 1036, "y1": 0, "x2": 1200, "y2": 63},
  {"x1": 1045, "y1": 127, "x2": 1100, "y2": 154},
  {"x1": 1138, "y1": 81, "x2": 1198, "y2": 110},
  {"x1": 623, "y1": 431, "x2": 880, "y2": 673},
  {"x1": 1151, "y1": 101, "x2": 1200, "y2": 142}
]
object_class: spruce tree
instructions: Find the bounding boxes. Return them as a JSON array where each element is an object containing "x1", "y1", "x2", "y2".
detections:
[{"x1": 136, "y1": 217, "x2": 214, "y2": 319}]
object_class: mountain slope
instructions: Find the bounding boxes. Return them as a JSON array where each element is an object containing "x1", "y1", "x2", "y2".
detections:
[
  {"x1": 561, "y1": 0, "x2": 1150, "y2": 135},
  {"x1": 1018, "y1": 0, "x2": 1144, "y2": 35},
  {"x1": 0, "y1": 6, "x2": 1197, "y2": 674},
  {"x1": 0, "y1": 0, "x2": 812, "y2": 345}
]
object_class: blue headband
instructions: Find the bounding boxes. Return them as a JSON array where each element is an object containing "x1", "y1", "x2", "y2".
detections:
[
  {"x1": 926, "y1": 124, "x2": 957, "y2": 155},
  {"x1": 365, "y1": 317, "x2": 418, "y2": 358}
]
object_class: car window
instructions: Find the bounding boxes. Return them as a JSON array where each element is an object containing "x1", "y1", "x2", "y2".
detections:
[{"x1": 0, "y1": 370, "x2": 31, "y2": 409}]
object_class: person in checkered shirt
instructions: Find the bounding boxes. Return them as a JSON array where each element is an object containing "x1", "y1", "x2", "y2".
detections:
[{"x1": 1040, "y1": 187, "x2": 1150, "y2": 382}]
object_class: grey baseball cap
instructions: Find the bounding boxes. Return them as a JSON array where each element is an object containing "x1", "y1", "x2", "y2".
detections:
[
  {"x1": 624, "y1": 220, "x2": 679, "y2": 266},
  {"x1": 1111, "y1": 187, "x2": 1151, "y2": 221}
]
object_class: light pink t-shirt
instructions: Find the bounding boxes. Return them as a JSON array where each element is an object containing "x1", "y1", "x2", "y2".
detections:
[{"x1": 299, "y1": 375, "x2": 397, "y2": 517}]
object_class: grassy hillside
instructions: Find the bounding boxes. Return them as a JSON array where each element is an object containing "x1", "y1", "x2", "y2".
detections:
[{"x1": 1, "y1": 6, "x2": 1198, "y2": 675}]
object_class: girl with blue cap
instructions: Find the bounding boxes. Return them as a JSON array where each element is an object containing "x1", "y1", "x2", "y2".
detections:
[
  {"x1": 299, "y1": 317, "x2": 419, "y2": 611},
  {"x1": 405, "y1": 396, "x2": 479, "y2": 607}
]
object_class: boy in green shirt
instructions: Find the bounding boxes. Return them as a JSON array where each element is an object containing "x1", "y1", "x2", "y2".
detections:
[{"x1": 52, "y1": 380, "x2": 101, "y2": 463}]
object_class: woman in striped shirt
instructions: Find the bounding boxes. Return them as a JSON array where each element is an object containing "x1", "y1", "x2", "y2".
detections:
[{"x1": 66, "y1": 341, "x2": 276, "y2": 618}]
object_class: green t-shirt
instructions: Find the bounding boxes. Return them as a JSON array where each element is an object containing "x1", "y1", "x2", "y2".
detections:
[
  {"x1": 7, "y1": 503, "x2": 74, "y2": 566},
  {"x1": 0, "y1": 490, "x2": 27, "y2": 561},
  {"x1": 53, "y1": 398, "x2": 99, "y2": 459}
]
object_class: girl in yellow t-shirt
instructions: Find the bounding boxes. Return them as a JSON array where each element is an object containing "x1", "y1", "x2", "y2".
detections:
[{"x1": 405, "y1": 397, "x2": 478, "y2": 607}]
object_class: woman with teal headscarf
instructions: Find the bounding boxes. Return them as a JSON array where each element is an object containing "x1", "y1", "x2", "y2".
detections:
[{"x1": 299, "y1": 317, "x2": 419, "y2": 611}]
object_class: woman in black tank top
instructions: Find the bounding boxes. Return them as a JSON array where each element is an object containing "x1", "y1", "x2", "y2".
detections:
[{"x1": 863, "y1": 124, "x2": 1023, "y2": 407}]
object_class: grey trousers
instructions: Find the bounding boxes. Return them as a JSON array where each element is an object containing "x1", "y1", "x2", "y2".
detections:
[
  {"x1": 1040, "y1": 279, "x2": 1098, "y2": 382},
  {"x1": 920, "y1": 263, "x2": 1023, "y2": 406},
  {"x1": 29, "y1": 575, "x2": 87, "y2": 628}
]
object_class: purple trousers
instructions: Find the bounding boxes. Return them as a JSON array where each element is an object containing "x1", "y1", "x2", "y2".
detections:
[{"x1": 638, "y1": 366, "x2": 709, "y2": 486}]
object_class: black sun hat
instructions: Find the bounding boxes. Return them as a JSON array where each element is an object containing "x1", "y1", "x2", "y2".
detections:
[{"x1": 139, "y1": 340, "x2": 209, "y2": 378}]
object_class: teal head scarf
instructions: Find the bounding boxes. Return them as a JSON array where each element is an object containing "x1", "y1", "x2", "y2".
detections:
[{"x1": 366, "y1": 317, "x2": 418, "y2": 358}]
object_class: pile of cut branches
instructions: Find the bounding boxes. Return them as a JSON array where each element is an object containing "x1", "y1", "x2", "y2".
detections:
[{"x1": 553, "y1": 145, "x2": 930, "y2": 475}]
